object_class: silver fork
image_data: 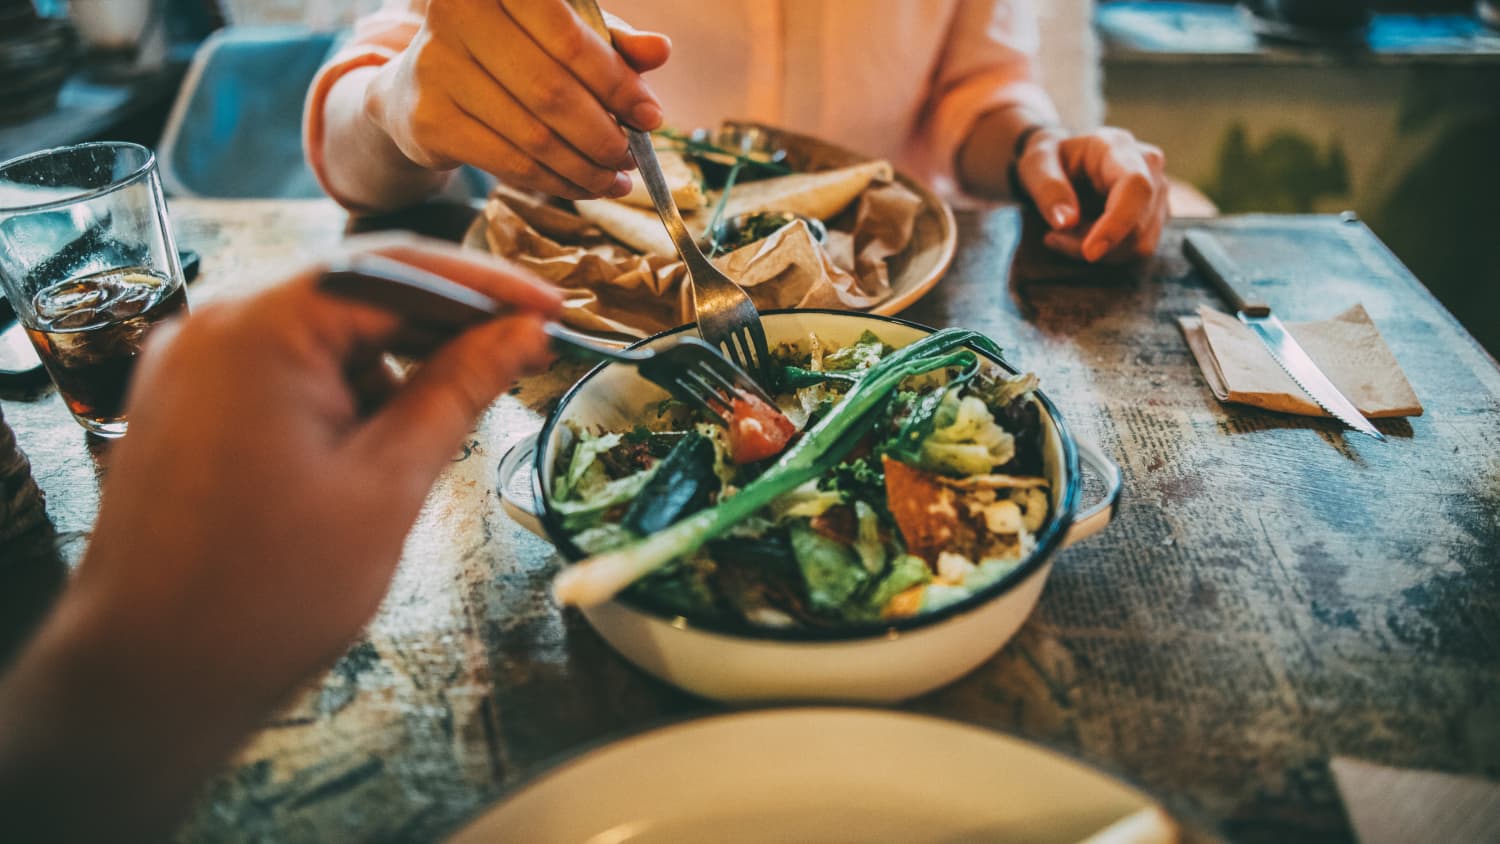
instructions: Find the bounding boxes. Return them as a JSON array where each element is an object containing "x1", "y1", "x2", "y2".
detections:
[
  {"x1": 563, "y1": 0, "x2": 774, "y2": 386},
  {"x1": 318, "y1": 254, "x2": 776, "y2": 424}
]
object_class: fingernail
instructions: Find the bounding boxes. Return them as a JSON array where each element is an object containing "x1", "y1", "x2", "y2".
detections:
[
  {"x1": 630, "y1": 101, "x2": 663, "y2": 130},
  {"x1": 609, "y1": 172, "x2": 633, "y2": 197},
  {"x1": 1050, "y1": 206, "x2": 1072, "y2": 229}
]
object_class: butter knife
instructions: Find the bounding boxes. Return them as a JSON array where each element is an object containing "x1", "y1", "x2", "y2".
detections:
[{"x1": 1183, "y1": 230, "x2": 1385, "y2": 441}]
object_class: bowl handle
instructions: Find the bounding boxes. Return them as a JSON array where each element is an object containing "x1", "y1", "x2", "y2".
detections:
[
  {"x1": 1062, "y1": 439, "x2": 1122, "y2": 548},
  {"x1": 497, "y1": 433, "x2": 548, "y2": 539}
]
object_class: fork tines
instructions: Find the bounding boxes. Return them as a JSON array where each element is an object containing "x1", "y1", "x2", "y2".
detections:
[
  {"x1": 678, "y1": 367, "x2": 734, "y2": 424},
  {"x1": 716, "y1": 325, "x2": 774, "y2": 387},
  {"x1": 674, "y1": 357, "x2": 772, "y2": 425},
  {"x1": 642, "y1": 339, "x2": 777, "y2": 426},
  {"x1": 699, "y1": 355, "x2": 775, "y2": 403}
]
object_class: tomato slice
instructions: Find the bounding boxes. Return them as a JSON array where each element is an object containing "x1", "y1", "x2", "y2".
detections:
[{"x1": 726, "y1": 392, "x2": 796, "y2": 464}]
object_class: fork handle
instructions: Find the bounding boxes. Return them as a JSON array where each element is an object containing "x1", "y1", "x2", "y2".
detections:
[
  {"x1": 563, "y1": 0, "x2": 721, "y2": 284},
  {"x1": 624, "y1": 131, "x2": 719, "y2": 278},
  {"x1": 318, "y1": 254, "x2": 647, "y2": 364}
]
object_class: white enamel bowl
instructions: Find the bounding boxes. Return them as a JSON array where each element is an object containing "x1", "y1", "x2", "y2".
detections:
[
  {"x1": 446, "y1": 708, "x2": 1175, "y2": 844},
  {"x1": 499, "y1": 310, "x2": 1121, "y2": 703}
]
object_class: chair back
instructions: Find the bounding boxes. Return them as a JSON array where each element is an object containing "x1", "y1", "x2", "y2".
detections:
[{"x1": 158, "y1": 25, "x2": 335, "y2": 198}]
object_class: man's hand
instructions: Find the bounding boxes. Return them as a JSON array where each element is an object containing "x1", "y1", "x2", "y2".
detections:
[
  {"x1": 0, "y1": 237, "x2": 561, "y2": 841},
  {"x1": 366, "y1": 0, "x2": 671, "y2": 200},
  {"x1": 1014, "y1": 127, "x2": 1169, "y2": 263}
]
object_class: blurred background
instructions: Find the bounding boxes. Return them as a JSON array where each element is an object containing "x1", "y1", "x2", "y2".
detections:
[{"x1": 2, "y1": 0, "x2": 1496, "y2": 353}]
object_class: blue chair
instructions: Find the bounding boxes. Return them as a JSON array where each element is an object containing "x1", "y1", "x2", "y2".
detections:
[
  {"x1": 158, "y1": 25, "x2": 493, "y2": 202},
  {"x1": 158, "y1": 26, "x2": 337, "y2": 198}
]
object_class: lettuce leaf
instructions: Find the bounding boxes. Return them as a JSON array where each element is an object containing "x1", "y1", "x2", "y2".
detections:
[
  {"x1": 556, "y1": 430, "x2": 622, "y2": 501},
  {"x1": 789, "y1": 521, "x2": 868, "y2": 611},
  {"x1": 916, "y1": 393, "x2": 1015, "y2": 476},
  {"x1": 863, "y1": 553, "x2": 933, "y2": 616},
  {"x1": 554, "y1": 467, "x2": 656, "y2": 531},
  {"x1": 852, "y1": 501, "x2": 885, "y2": 574},
  {"x1": 822, "y1": 330, "x2": 889, "y2": 372}
]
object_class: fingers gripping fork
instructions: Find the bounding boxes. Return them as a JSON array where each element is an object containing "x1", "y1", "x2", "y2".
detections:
[{"x1": 565, "y1": 0, "x2": 776, "y2": 389}]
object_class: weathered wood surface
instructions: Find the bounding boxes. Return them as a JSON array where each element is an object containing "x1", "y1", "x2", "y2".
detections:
[{"x1": 2, "y1": 199, "x2": 1496, "y2": 843}]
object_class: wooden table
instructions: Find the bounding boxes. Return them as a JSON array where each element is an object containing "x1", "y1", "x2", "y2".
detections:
[{"x1": 2, "y1": 199, "x2": 1497, "y2": 843}]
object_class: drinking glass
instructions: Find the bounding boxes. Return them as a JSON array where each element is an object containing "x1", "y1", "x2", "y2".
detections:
[{"x1": 0, "y1": 142, "x2": 189, "y2": 437}]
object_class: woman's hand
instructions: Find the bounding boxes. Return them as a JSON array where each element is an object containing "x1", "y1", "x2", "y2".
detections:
[
  {"x1": 0, "y1": 237, "x2": 561, "y2": 841},
  {"x1": 365, "y1": 0, "x2": 671, "y2": 200},
  {"x1": 1014, "y1": 127, "x2": 1169, "y2": 263}
]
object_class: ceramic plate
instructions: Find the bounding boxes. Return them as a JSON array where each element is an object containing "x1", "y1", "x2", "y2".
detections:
[
  {"x1": 446, "y1": 708, "x2": 1171, "y2": 843},
  {"x1": 462, "y1": 122, "x2": 958, "y2": 346}
]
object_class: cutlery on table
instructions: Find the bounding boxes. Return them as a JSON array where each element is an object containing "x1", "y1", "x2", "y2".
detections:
[
  {"x1": 562, "y1": 0, "x2": 774, "y2": 387},
  {"x1": 1183, "y1": 229, "x2": 1385, "y2": 441},
  {"x1": 318, "y1": 254, "x2": 777, "y2": 425}
]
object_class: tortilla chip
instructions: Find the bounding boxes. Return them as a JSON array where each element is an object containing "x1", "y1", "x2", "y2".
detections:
[
  {"x1": 717, "y1": 160, "x2": 894, "y2": 222},
  {"x1": 883, "y1": 456, "x2": 966, "y2": 565}
]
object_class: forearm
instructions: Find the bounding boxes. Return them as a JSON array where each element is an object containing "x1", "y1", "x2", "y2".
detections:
[
  {"x1": 955, "y1": 97, "x2": 1056, "y2": 199},
  {"x1": 0, "y1": 577, "x2": 278, "y2": 841},
  {"x1": 318, "y1": 66, "x2": 455, "y2": 213}
]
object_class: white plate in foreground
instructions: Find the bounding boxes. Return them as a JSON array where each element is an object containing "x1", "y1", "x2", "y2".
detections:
[{"x1": 447, "y1": 708, "x2": 1171, "y2": 844}]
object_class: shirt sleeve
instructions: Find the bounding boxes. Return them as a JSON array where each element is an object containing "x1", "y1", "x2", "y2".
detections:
[
  {"x1": 919, "y1": 0, "x2": 1060, "y2": 189},
  {"x1": 302, "y1": 0, "x2": 428, "y2": 207}
]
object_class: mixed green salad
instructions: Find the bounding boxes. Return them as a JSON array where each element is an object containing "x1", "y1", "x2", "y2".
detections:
[{"x1": 551, "y1": 329, "x2": 1050, "y2": 629}]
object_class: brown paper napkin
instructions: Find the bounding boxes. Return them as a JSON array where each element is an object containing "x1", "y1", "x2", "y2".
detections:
[
  {"x1": 482, "y1": 177, "x2": 920, "y2": 339},
  {"x1": 1178, "y1": 304, "x2": 1422, "y2": 418}
]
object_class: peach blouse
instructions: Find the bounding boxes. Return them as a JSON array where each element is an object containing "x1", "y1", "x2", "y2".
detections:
[{"x1": 303, "y1": 0, "x2": 1057, "y2": 205}]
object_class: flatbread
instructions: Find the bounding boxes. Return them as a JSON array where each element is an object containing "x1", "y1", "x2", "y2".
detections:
[
  {"x1": 717, "y1": 159, "x2": 894, "y2": 222},
  {"x1": 575, "y1": 198, "x2": 678, "y2": 257},
  {"x1": 618, "y1": 149, "x2": 705, "y2": 211},
  {"x1": 482, "y1": 160, "x2": 921, "y2": 337},
  {"x1": 574, "y1": 159, "x2": 899, "y2": 260}
]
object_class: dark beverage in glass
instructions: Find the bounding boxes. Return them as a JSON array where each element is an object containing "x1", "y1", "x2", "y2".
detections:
[
  {"x1": 23, "y1": 267, "x2": 187, "y2": 432},
  {"x1": 0, "y1": 142, "x2": 189, "y2": 437}
]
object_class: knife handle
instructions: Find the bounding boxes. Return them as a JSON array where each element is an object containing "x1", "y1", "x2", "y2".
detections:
[{"x1": 1183, "y1": 230, "x2": 1271, "y2": 317}]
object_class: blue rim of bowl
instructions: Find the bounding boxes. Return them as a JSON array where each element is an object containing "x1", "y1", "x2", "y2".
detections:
[
  {"x1": 531, "y1": 309, "x2": 1081, "y2": 643},
  {"x1": 0, "y1": 141, "x2": 157, "y2": 215}
]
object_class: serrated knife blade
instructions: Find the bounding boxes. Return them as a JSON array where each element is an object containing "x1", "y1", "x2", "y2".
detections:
[
  {"x1": 1183, "y1": 230, "x2": 1385, "y2": 442},
  {"x1": 1240, "y1": 313, "x2": 1385, "y2": 440}
]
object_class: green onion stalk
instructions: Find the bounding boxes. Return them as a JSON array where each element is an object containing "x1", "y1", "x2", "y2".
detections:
[{"x1": 552, "y1": 329, "x2": 1001, "y2": 607}]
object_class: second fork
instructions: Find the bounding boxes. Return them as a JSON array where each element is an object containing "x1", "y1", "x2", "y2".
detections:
[{"x1": 318, "y1": 254, "x2": 776, "y2": 426}]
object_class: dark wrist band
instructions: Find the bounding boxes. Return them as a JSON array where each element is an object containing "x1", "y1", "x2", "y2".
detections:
[{"x1": 1012, "y1": 123, "x2": 1052, "y2": 162}]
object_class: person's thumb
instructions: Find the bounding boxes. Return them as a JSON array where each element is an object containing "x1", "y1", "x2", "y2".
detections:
[
  {"x1": 606, "y1": 13, "x2": 671, "y2": 72},
  {"x1": 352, "y1": 313, "x2": 552, "y2": 484}
]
